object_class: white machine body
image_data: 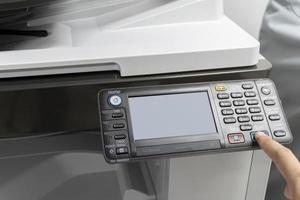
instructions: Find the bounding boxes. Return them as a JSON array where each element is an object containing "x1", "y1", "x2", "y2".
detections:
[{"x1": 0, "y1": 0, "x2": 259, "y2": 78}]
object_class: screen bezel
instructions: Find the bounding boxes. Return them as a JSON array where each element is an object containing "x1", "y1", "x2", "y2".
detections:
[{"x1": 123, "y1": 85, "x2": 223, "y2": 156}]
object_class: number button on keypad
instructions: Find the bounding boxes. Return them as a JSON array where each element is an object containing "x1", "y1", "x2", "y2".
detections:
[
  {"x1": 231, "y1": 92, "x2": 243, "y2": 98},
  {"x1": 238, "y1": 116, "x2": 250, "y2": 123},
  {"x1": 236, "y1": 108, "x2": 248, "y2": 114},
  {"x1": 224, "y1": 117, "x2": 236, "y2": 124},
  {"x1": 251, "y1": 115, "x2": 264, "y2": 122},
  {"x1": 249, "y1": 107, "x2": 261, "y2": 114},
  {"x1": 220, "y1": 101, "x2": 232, "y2": 107},
  {"x1": 222, "y1": 109, "x2": 234, "y2": 116},
  {"x1": 247, "y1": 99, "x2": 259, "y2": 105},
  {"x1": 233, "y1": 100, "x2": 245, "y2": 107},
  {"x1": 245, "y1": 91, "x2": 256, "y2": 98},
  {"x1": 240, "y1": 124, "x2": 253, "y2": 131},
  {"x1": 217, "y1": 93, "x2": 230, "y2": 99}
]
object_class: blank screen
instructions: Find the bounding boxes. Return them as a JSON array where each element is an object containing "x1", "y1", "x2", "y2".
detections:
[{"x1": 128, "y1": 92, "x2": 217, "y2": 141}]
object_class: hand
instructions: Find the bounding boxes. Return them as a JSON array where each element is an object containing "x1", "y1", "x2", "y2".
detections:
[{"x1": 256, "y1": 133, "x2": 300, "y2": 200}]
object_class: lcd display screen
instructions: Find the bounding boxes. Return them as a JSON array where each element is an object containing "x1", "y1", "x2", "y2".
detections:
[{"x1": 128, "y1": 92, "x2": 217, "y2": 141}]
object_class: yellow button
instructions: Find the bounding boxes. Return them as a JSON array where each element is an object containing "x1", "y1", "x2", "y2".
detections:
[{"x1": 215, "y1": 84, "x2": 227, "y2": 91}]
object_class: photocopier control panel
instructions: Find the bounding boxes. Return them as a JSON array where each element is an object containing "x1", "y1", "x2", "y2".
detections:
[{"x1": 98, "y1": 79, "x2": 293, "y2": 163}]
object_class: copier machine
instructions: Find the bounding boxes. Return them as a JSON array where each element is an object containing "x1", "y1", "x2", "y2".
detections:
[{"x1": 0, "y1": 0, "x2": 292, "y2": 200}]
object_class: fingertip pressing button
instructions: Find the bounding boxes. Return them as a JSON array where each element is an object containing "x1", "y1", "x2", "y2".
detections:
[{"x1": 250, "y1": 130, "x2": 269, "y2": 142}]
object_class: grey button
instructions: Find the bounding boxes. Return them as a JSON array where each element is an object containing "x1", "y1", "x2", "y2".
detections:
[
  {"x1": 116, "y1": 147, "x2": 128, "y2": 155},
  {"x1": 238, "y1": 116, "x2": 250, "y2": 123},
  {"x1": 261, "y1": 87, "x2": 271, "y2": 95},
  {"x1": 274, "y1": 130, "x2": 286, "y2": 137},
  {"x1": 269, "y1": 114, "x2": 281, "y2": 121},
  {"x1": 244, "y1": 91, "x2": 256, "y2": 97},
  {"x1": 219, "y1": 101, "x2": 232, "y2": 107},
  {"x1": 112, "y1": 112, "x2": 124, "y2": 119},
  {"x1": 251, "y1": 115, "x2": 264, "y2": 121},
  {"x1": 242, "y1": 83, "x2": 254, "y2": 90},
  {"x1": 217, "y1": 93, "x2": 230, "y2": 99},
  {"x1": 221, "y1": 109, "x2": 234, "y2": 116},
  {"x1": 113, "y1": 123, "x2": 126, "y2": 129},
  {"x1": 233, "y1": 100, "x2": 245, "y2": 106},
  {"x1": 249, "y1": 107, "x2": 261, "y2": 113},
  {"x1": 236, "y1": 108, "x2": 248, "y2": 114},
  {"x1": 114, "y1": 134, "x2": 126, "y2": 140},
  {"x1": 223, "y1": 117, "x2": 236, "y2": 124},
  {"x1": 231, "y1": 92, "x2": 243, "y2": 98},
  {"x1": 247, "y1": 99, "x2": 259, "y2": 105},
  {"x1": 240, "y1": 124, "x2": 253, "y2": 131},
  {"x1": 109, "y1": 95, "x2": 122, "y2": 106},
  {"x1": 102, "y1": 109, "x2": 125, "y2": 120},
  {"x1": 264, "y1": 99, "x2": 276, "y2": 106}
]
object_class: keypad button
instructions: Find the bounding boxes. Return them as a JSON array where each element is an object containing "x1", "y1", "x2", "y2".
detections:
[
  {"x1": 114, "y1": 134, "x2": 126, "y2": 140},
  {"x1": 231, "y1": 92, "x2": 243, "y2": 98},
  {"x1": 247, "y1": 99, "x2": 259, "y2": 105},
  {"x1": 242, "y1": 83, "x2": 254, "y2": 90},
  {"x1": 221, "y1": 109, "x2": 234, "y2": 116},
  {"x1": 274, "y1": 130, "x2": 286, "y2": 137},
  {"x1": 224, "y1": 117, "x2": 236, "y2": 124},
  {"x1": 240, "y1": 124, "x2": 253, "y2": 131},
  {"x1": 269, "y1": 114, "x2": 281, "y2": 121},
  {"x1": 235, "y1": 108, "x2": 248, "y2": 114},
  {"x1": 219, "y1": 101, "x2": 232, "y2": 107},
  {"x1": 244, "y1": 91, "x2": 257, "y2": 97},
  {"x1": 108, "y1": 95, "x2": 122, "y2": 106},
  {"x1": 249, "y1": 107, "x2": 261, "y2": 113},
  {"x1": 233, "y1": 100, "x2": 245, "y2": 107},
  {"x1": 228, "y1": 133, "x2": 245, "y2": 144},
  {"x1": 264, "y1": 99, "x2": 276, "y2": 106},
  {"x1": 238, "y1": 116, "x2": 250, "y2": 123},
  {"x1": 217, "y1": 93, "x2": 230, "y2": 99},
  {"x1": 251, "y1": 115, "x2": 264, "y2": 122},
  {"x1": 261, "y1": 87, "x2": 271, "y2": 95},
  {"x1": 113, "y1": 123, "x2": 126, "y2": 129},
  {"x1": 116, "y1": 147, "x2": 128, "y2": 155}
]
